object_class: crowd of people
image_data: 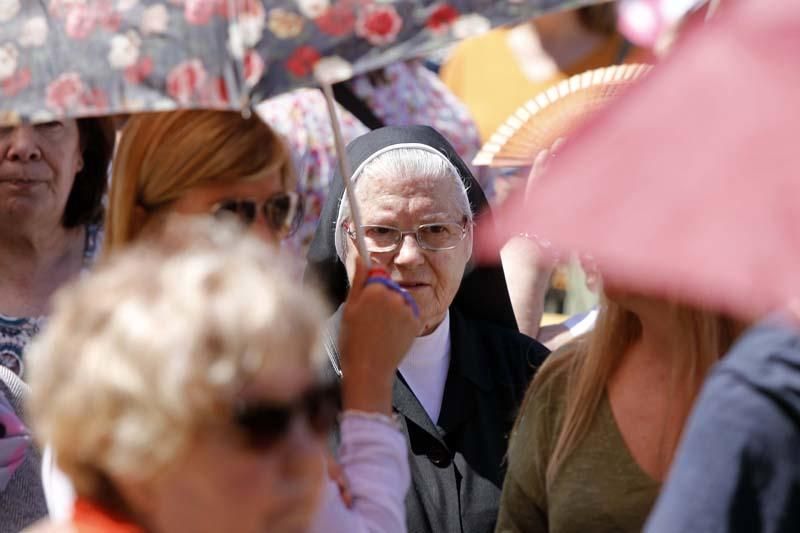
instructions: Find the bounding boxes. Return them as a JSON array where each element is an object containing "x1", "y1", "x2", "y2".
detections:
[{"x1": 0, "y1": 1, "x2": 798, "y2": 533}]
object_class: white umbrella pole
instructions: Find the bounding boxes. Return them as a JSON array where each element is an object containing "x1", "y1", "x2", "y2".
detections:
[{"x1": 320, "y1": 81, "x2": 371, "y2": 269}]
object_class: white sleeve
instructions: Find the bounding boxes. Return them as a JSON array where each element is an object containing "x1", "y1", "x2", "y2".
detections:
[
  {"x1": 308, "y1": 412, "x2": 410, "y2": 533},
  {"x1": 40, "y1": 446, "x2": 75, "y2": 523}
]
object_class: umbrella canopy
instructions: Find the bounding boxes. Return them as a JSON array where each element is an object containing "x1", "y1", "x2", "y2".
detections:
[
  {"x1": 0, "y1": 0, "x2": 603, "y2": 125},
  {"x1": 480, "y1": 0, "x2": 800, "y2": 321}
]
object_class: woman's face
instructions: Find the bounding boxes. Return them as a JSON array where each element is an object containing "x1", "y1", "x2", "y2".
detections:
[
  {"x1": 0, "y1": 120, "x2": 82, "y2": 229},
  {"x1": 125, "y1": 362, "x2": 327, "y2": 533},
  {"x1": 345, "y1": 172, "x2": 473, "y2": 335},
  {"x1": 167, "y1": 168, "x2": 287, "y2": 247}
]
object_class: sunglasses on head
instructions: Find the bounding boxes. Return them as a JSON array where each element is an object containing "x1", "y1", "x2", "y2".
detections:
[
  {"x1": 211, "y1": 191, "x2": 304, "y2": 238},
  {"x1": 232, "y1": 381, "x2": 340, "y2": 451}
]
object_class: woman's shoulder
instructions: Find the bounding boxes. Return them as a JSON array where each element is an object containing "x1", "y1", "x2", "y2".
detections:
[
  {"x1": 517, "y1": 344, "x2": 576, "y2": 422},
  {"x1": 510, "y1": 343, "x2": 583, "y2": 457},
  {"x1": 532, "y1": 343, "x2": 580, "y2": 395},
  {"x1": 503, "y1": 343, "x2": 578, "y2": 505}
]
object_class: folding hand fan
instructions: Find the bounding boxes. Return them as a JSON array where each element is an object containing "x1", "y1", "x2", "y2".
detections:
[{"x1": 473, "y1": 64, "x2": 652, "y2": 167}]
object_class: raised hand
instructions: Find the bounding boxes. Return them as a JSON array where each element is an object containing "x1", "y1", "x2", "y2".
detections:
[{"x1": 338, "y1": 260, "x2": 422, "y2": 415}]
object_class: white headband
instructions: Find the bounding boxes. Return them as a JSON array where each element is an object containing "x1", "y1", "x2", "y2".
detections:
[{"x1": 335, "y1": 142, "x2": 464, "y2": 225}]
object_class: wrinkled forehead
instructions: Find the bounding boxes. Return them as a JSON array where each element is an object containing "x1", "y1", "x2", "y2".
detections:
[
  {"x1": 352, "y1": 143, "x2": 467, "y2": 211},
  {"x1": 351, "y1": 143, "x2": 461, "y2": 179},
  {"x1": 357, "y1": 180, "x2": 464, "y2": 223},
  {"x1": 357, "y1": 170, "x2": 456, "y2": 198}
]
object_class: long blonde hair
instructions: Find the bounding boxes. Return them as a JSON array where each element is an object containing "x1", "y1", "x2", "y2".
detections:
[
  {"x1": 105, "y1": 110, "x2": 294, "y2": 255},
  {"x1": 537, "y1": 295, "x2": 741, "y2": 484}
]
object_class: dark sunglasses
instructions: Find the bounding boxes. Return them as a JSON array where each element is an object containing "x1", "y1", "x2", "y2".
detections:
[
  {"x1": 232, "y1": 381, "x2": 340, "y2": 450},
  {"x1": 211, "y1": 192, "x2": 304, "y2": 238}
]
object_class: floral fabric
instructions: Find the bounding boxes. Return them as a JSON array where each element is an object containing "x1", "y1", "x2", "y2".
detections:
[
  {"x1": 349, "y1": 60, "x2": 493, "y2": 196},
  {"x1": 0, "y1": 0, "x2": 594, "y2": 124},
  {"x1": 256, "y1": 88, "x2": 369, "y2": 253}
]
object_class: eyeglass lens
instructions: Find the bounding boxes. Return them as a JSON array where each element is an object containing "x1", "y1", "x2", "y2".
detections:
[
  {"x1": 362, "y1": 222, "x2": 464, "y2": 251},
  {"x1": 264, "y1": 193, "x2": 300, "y2": 234},
  {"x1": 233, "y1": 381, "x2": 340, "y2": 450},
  {"x1": 213, "y1": 193, "x2": 303, "y2": 237}
]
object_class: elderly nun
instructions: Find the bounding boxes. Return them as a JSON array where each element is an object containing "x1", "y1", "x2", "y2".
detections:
[{"x1": 307, "y1": 125, "x2": 549, "y2": 533}]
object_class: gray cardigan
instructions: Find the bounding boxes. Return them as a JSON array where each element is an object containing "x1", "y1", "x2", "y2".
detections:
[{"x1": 0, "y1": 367, "x2": 47, "y2": 533}]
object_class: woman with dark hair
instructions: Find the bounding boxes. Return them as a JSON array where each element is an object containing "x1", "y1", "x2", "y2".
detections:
[
  {"x1": 0, "y1": 117, "x2": 113, "y2": 531},
  {"x1": 306, "y1": 125, "x2": 549, "y2": 533},
  {"x1": 0, "y1": 117, "x2": 114, "y2": 377}
]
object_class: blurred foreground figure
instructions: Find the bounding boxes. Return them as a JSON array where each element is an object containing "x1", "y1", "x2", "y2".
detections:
[
  {"x1": 23, "y1": 220, "x2": 385, "y2": 533},
  {"x1": 88, "y1": 110, "x2": 414, "y2": 533},
  {"x1": 645, "y1": 312, "x2": 800, "y2": 533}
]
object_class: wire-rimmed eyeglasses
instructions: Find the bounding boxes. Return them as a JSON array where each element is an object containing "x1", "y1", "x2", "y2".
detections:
[{"x1": 344, "y1": 217, "x2": 470, "y2": 253}]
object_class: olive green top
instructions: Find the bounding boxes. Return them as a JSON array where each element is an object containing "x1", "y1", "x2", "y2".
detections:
[{"x1": 495, "y1": 366, "x2": 661, "y2": 533}]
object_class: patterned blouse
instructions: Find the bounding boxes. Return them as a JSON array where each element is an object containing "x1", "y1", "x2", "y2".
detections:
[{"x1": 0, "y1": 224, "x2": 102, "y2": 377}]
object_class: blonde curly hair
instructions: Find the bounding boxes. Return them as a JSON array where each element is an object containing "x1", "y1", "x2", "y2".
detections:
[{"x1": 26, "y1": 218, "x2": 329, "y2": 501}]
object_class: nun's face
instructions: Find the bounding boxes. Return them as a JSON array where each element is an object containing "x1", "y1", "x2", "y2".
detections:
[{"x1": 345, "y1": 173, "x2": 473, "y2": 335}]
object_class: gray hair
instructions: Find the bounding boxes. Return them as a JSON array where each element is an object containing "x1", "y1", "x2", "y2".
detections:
[{"x1": 334, "y1": 145, "x2": 473, "y2": 261}]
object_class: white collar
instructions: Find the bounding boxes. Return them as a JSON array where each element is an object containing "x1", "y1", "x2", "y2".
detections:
[{"x1": 402, "y1": 311, "x2": 451, "y2": 367}]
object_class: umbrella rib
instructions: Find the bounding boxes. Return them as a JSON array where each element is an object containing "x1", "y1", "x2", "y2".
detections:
[{"x1": 320, "y1": 81, "x2": 371, "y2": 268}]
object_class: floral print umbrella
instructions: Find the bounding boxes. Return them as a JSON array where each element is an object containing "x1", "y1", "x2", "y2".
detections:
[{"x1": 0, "y1": 0, "x2": 600, "y2": 125}]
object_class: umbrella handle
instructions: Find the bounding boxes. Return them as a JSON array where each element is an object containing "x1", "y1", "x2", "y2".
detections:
[
  {"x1": 320, "y1": 81, "x2": 371, "y2": 269},
  {"x1": 366, "y1": 267, "x2": 420, "y2": 318}
]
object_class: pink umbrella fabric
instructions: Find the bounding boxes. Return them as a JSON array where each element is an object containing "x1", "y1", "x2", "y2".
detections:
[{"x1": 482, "y1": 0, "x2": 800, "y2": 320}]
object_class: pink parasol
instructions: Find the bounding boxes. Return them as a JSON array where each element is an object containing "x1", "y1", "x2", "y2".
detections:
[{"x1": 480, "y1": 0, "x2": 800, "y2": 321}]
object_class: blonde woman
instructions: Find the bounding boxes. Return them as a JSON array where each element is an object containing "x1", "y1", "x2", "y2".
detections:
[
  {"x1": 25, "y1": 222, "x2": 334, "y2": 532},
  {"x1": 40, "y1": 111, "x2": 421, "y2": 532},
  {"x1": 496, "y1": 288, "x2": 741, "y2": 533},
  {"x1": 104, "y1": 110, "x2": 300, "y2": 252},
  {"x1": 29, "y1": 219, "x2": 419, "y2": 533}
]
